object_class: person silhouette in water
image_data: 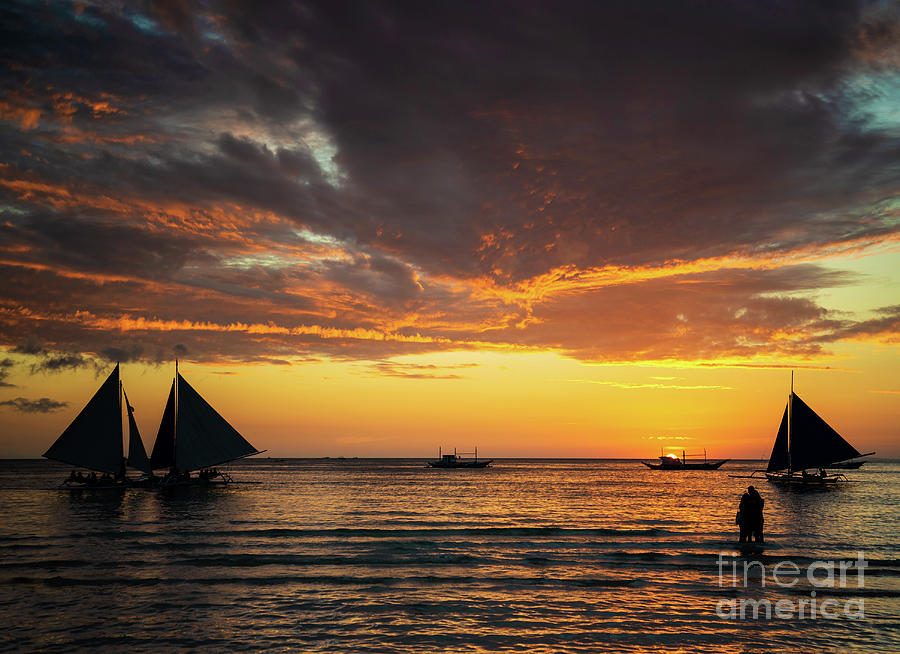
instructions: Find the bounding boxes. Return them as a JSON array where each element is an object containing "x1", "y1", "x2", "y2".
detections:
[{"x1": 738, "y1": 485, "x2": 765, "y2": 543}]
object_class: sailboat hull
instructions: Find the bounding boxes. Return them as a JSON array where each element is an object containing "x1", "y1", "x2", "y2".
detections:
[
  {"x1": 765, "y1": 472, "x2": 846, "y2": 486},
  {"x1": 59, "y1": 479, "x2": 130, "y2": 490},
  {"x1": 426, "y1": 460, "x2": 493, "y2": 468},
  {"x1": 57, "y1": 473, "x2": 247, "y2": 490}
]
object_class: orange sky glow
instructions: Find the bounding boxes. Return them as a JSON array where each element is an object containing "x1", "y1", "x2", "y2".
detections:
[{"x1": 1, "y1": 2, "x2": 898, "y2": 459}]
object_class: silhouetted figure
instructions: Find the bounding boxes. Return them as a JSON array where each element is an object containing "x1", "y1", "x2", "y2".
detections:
[
  {"x1": 739, "y1": 485, "x2": 765, "y2": 543},
  {"x1": 736, "y1": 504, "x2": 748, "y2": 543}
]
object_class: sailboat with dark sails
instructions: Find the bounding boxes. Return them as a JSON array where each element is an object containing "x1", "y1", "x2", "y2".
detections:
[
  {"x1": 43, "y1": 364, "x2": 153, "y2": 488},
  {"x1": 762, "y1": 374, "x2": 874, "y2": 486},
  {"x1": 149, "y1": 362, "x2": 262, "y2": 485}
]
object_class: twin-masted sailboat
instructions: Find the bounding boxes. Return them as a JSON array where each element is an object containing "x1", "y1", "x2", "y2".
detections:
[{"x1": 44, "y1": 362, "x2": 261, "y2": 488}]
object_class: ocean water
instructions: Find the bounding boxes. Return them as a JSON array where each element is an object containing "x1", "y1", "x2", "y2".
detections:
[{"x1": 0, "y1": 458, "x2": 898, "y2": 653}]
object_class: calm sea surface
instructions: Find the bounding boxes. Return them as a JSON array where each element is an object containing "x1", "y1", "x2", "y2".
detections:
[{"x1": 0, "y1": 458, "x2": 898, "y2": 653}]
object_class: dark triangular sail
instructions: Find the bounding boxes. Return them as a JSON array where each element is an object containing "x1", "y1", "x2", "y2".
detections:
[
  {"x1": 43, "y1": 364, "x2": 123, "y2": 474},
  {"x1": 150, "y1": 380, "x2": 176, "y2": 470},
  {"x1": 173, "y1": 373, "x2": 259, "y2": 472},
  {"x1": 766, "y1": 403, "x2": 791, "y2": 472},
  {"x1": 788, "y1": 393, "x2": 862, "y2": 471},
  {"x1": 124, "y1": 389, "x2": 152, "y2": 474}
]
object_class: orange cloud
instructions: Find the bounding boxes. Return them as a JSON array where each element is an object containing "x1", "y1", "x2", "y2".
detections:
[
  {"x1": 0, "y1": 100, "x2": 41, "y2": 130},
  {"x1": 53, "y1": 127, "x2": 158, "y2": 145},
  {"x1": 470, "y1": 235, "x2": 900, "y2": 315},
  {"x1": 49, "y1": 90, "x2": 125, "y2": 122}
]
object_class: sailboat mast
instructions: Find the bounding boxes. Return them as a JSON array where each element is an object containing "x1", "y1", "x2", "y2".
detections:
[
  {"x1": 119, "y1": 373, "x2": 124, "y2": 458},
  {"x1": 787, "y1": 371, "x2": 793, "y2": 472},
  {"x1": 118, "y1": 372, "x2": 123, "y2": 473},
  {"x1": 174, "y1": 359, "x2": 178, "y2": 473}
]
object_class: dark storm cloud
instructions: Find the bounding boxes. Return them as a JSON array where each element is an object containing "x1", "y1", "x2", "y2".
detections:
[
  {"x1": 30, "y1": 353, "x2": 92, "y2": 374},
  {"x1": 0, "y1": 210, "x2": 207, "y2": 281},
  {"x1": 99, "y1": 344, "x2": 144, "y2": 363},
  {"x1": 222, "y1": 0, "x2": 897, "y2": 279},
  {"x1": 4, "y1": 1, "x2": 896, "y2": 274},
  {"x1": 10, "y1": 336, "x2": 45, "y2": 357},
  {"x1": 320, "y1": 254, "x2": 424, "y2": 307},
  {"x1": 9, "y1": 337, "x2": 99, "y2": 373},
  {"x1": 0, "y1": 358, "x2": 14, "y2": 387},
  {"x1": 1, "y1": 1, "x2": 898, "y2": 365},
  {"x1": 106, "y1": 135, "x2": 336, "y2": 228},
  {"x1": 0, "y1": 397, "x2": 68, "y2": 413}
]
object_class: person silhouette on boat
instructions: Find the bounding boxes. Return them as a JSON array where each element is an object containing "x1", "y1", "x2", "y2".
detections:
[{"x1": 738, "y1": 486, "x2": 765, "y2": 543}]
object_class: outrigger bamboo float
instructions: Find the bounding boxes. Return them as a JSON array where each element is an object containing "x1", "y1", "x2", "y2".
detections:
[
  {"x1": 44, "y1": 362, "x2": 263, "y2": 488},
  {"x1": 731, "y1": 373, "x2": 874, "y2": 487}
]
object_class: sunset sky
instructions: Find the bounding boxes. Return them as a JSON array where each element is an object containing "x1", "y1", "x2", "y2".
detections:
[{"x1": 1, "y1": 1, "x2": 898, "y2": 459}]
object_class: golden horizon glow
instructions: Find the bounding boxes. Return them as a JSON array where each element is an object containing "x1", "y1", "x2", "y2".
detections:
[
  {"x1": 2, "y1": 2, "x2": 899, "y2": 462},
  {"x1": 3, "y1": 340, "x2": 898, "y2": 460}
]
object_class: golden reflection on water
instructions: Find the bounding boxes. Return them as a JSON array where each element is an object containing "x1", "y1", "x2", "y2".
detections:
[{"x1": 0, "y1": 458, "x2": 897, "y2": 652}]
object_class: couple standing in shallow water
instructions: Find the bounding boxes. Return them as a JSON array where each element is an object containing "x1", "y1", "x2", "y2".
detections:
[{"x1": 737, "y1": 485, "x2": 764, "y2": 543}]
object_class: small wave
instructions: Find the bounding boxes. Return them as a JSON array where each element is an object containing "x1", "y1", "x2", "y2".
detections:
[
  {"x1": 781, "y1": 586, "x2": 900, "y2": 598},
  {"x1": 176, "y1": 526, "x2": 676, "y2": 539},
  {"x1": 0, "y1": 525, "x2": 677, "y2": 545},
  {"x1": 629, "y1": 518, "x2": 691, "y2": 526},
  {"x1": 0, "y1": 559, "x2": 93, "y2": 570},
  {"x1": 173, "y1": 552, "x2": 484, "y2": 567},
  {"x1": 605, "y1": 550, "x2": 672, "y2": 561},
  {"x1": 1, "y1": 573, "x2": 647, "y2": 591},
  {"x1": 571, "y1": 577, "x2": 639, "y2": 587}
]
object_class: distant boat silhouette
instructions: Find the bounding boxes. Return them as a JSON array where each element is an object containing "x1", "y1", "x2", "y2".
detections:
[
  {"x1": 149, "y1": 362, "x2": 263, "y2": 485},
  {"x1": 641, "y1": 448, "x2": 728, "y2": 470},
  {"x1": 426, "y1": 447, "x2": 492, "y2": 468},
  {"x1": 762, "y1": 373, "x2": 873, "y2": 486},
  {"x1": 43, "y1": 363, "x2": 151, "y2": 487}
]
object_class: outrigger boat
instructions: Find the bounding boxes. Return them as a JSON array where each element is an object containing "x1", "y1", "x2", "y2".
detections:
[
  {"x1": 44, "y1": 363, "x2": 152, "y2": 488},
  {"x1": 731, "y1": 373, "x2": 874, "y2": 487},
  {"x1": 148, "y1": 361, "x2": 263, "y2": 486},
  {"x1": 45, "y1": 362, "x2": 263, "y2": 488},
  {"x1": 641, "y1": 448, "x2": 728, "y2": 470},
  {"x1": 426, "y1": 447, "x2": 493, "y2": 468}
]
